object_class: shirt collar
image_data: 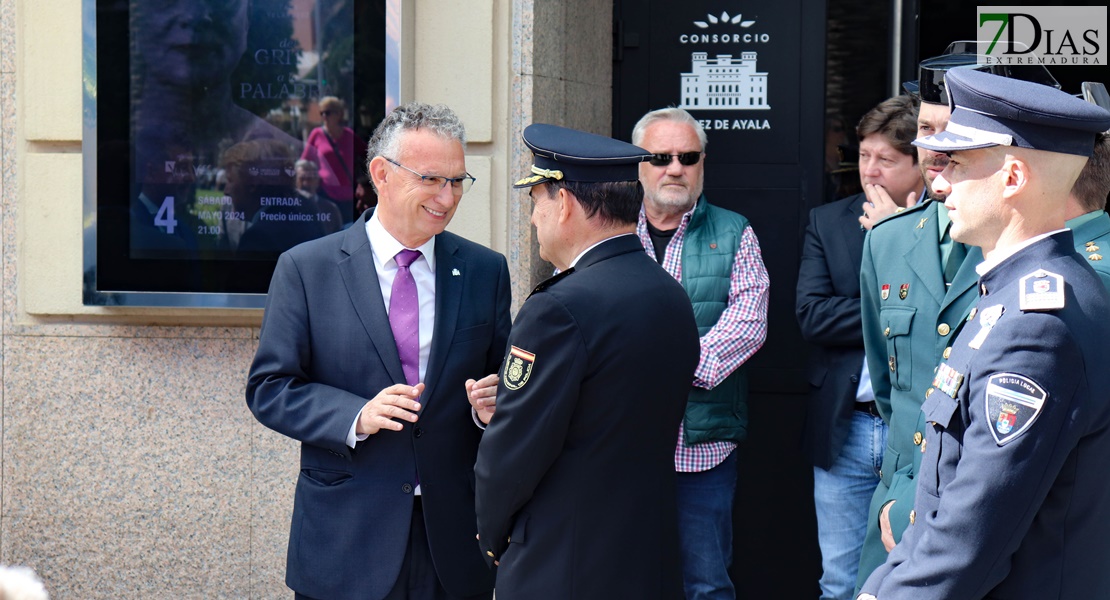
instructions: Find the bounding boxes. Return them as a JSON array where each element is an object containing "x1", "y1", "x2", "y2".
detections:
[
  {"x1": 975, "y1": 229, "x2": 1067, "y2": 276},
  {"x1": 569, "y1": 233, "x2": 637, "y2": 268},
  {"x1": 366, "y1": 211, "x2": 437, "y2": 271}
]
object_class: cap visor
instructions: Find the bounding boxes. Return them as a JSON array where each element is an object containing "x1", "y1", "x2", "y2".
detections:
[
  {"x1": 912, "y1": 129, "x2": 999, "y2": 153},
  {"x1": 512, "y1": 174, "x2": 554, "y2": 188}
]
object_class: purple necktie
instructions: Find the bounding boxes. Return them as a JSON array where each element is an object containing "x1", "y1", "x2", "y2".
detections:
[{"x1": 389, "y1": 249, "x2": 421, "y2": 386}]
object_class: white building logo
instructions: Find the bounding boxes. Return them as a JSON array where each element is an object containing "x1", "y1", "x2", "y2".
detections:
[
  {"x1": 678, "y1": 52, "x2": 770, "y2": 111},
  {"x1": 677, "y1": 12, "x2": 770, "y2": 112}
]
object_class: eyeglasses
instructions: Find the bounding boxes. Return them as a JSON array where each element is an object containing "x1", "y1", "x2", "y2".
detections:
[
  {"x1": 385, "y1": 158, "x2": 476, "y2": 194},
  {"x1": 648, "y1": 152, "x2": 703, "y2": 167}
]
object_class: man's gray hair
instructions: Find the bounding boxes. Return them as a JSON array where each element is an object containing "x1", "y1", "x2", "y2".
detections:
[
  {"x1": 631, "y1": 107, "x2": 708, "y2": 150},
  {"x1": 294, "y1": 158, "x2": 318, "y2": 173},
  {"x1": 367, "y1": 103, "x2": 467, "y2": 173}
]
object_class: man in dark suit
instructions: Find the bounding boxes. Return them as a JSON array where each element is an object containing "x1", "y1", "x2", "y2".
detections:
[
  {"x1": 796, "y1": 96, "x2": 922, "y2": 600},
  {"x1": 246, "y1": 103, "x2": 511, "y2": 600},
  {"x1": 474, "y1": 124, "x2": 700, "y2": 599}
]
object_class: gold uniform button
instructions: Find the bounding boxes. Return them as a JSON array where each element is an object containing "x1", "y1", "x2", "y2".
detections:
[
  {"x1": 884, "y1": 327, "x2": 891, "y2": 337},
  {"x1": 914, "y1": 432, "x2": 923, "y2": 446},
  {"x1": 938, "y1": 323, "x2": 951, "y2": 336},
  {"x1": 943, "y1": 347, "x2": 952, "y2": 359},
  {"x1": 968, "y1": 307, "x2": 978, "y2": 320},
  {"x1": 909, "y1": 510, "x2": 916, "y2": 525},
  {"x1": 487, "y1": 550, "x2": 495, "y2": 557},
  {"x1": 926, "y1": 387, "x2": 934, "y2": 399},
  {"x1": 888, "y1": 356, "x2": 896, "y2": 371}
]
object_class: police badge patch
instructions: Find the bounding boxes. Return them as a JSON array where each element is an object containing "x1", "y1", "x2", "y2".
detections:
[
  {"x1": 985, "y1": 373, "x2": 1047, "y2": 446},
  {"x1": 503, "y1": 346, "x2": 535, "y2": 390}
]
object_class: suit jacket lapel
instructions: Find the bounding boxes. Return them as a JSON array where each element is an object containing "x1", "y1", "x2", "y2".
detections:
[
  {"x1": 839, "y1": 195, "x2": 867, "y2": 277},
  {"x1": 903, "y1": 202, "x2": 946, "y2": 305},
  {"x1": 422, "y1": 234, "x2": 464, "y2": 404},
  {"x1": 338, "y1": 210, "x2": 408, "y2": 386},
  {"x1": 940, "y1": 244, "x2": 983, "y2": 317}
]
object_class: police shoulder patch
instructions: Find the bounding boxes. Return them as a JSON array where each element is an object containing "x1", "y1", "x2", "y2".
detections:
[
  {"x1": 985, "y1": 373, "x2": 1047, "y2": 446},
  {"x1": 503, "y1": 346, "x2": 536, "y2": 390},
  {"x1": 1018, "y1": 269, "x2": 1065, "y2": 312}
]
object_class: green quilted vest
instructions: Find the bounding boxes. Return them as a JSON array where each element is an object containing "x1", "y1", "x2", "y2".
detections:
[{"x1": 680, "y1": 197, "x2": 749, "y2": 445}]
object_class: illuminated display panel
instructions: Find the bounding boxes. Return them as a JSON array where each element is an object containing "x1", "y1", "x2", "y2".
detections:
[{"x1": 83, "y1": 0, "x2": 392, "y2": 306}]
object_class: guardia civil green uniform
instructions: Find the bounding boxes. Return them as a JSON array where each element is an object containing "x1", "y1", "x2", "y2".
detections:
[
  {"x1": 855, "y1": 198, "x2": 982, "y2": 587},
  {"x1": 1067, "y1": 210, "x2": 1110, "y2": 290}
]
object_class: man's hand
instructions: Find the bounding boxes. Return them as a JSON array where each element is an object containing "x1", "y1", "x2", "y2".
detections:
[
  {"x1": 880, "y1": 501, "x2": 897, "y2": 552},
  {"x1": 356, "y1": 383, "x2": 424, "y2": 435},
  {"x1": 466, "y1": 373, "x2": 499, "y2": 424},
  {"x1": 859, "y1": 183, "x2": 917, "y2": 230}
]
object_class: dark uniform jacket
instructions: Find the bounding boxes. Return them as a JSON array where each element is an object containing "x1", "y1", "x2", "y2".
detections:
[
  {"x1": 796, "y1": 193, "x2": 868, "y2": 468},
  {"x1": 861, "y1": 231, "x2": 1110, "y2": 599},
  {"x1": 474, "y1": 234, "x2": 700, "y2": 600},
  {"x1": 246, "y1": 210, "x2": 510, "y2": 600}
]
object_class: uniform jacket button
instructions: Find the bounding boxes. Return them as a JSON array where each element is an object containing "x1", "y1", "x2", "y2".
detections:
[
  {"x1": 402, "y1": 483, "x2": 413, "y2": 494},
  {"x1": 414, "y1": 427, "x2": 424, "y2": 438},
  {"x1": 938, "y1": 323, "x2": 951, "y2": 336}
]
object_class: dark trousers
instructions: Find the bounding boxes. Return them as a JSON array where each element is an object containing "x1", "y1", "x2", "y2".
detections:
[{"x1": 294, "y1": 496, "x2": 492, "y2": 600}]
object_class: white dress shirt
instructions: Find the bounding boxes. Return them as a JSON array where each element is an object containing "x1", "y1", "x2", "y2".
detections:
[{"x1": 346, "y1": 212, "x2": 437, "y2": 450}]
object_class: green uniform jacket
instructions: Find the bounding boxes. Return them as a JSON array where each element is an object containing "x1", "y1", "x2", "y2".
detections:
[
  {"x1": 1070, "y1": 210, "x2": 1110, "y2": 288},
  {"x1": 855, "y1": 200, "x2": 982, "y2": 588}
]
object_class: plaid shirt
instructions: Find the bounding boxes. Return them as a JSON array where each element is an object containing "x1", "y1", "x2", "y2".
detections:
[{"x1": 637, "y1": 203, "x2": 770, "y2": 472}]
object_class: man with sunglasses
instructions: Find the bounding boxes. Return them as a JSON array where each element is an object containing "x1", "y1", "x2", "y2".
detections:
[
  {"x1": 631, "y1": 107, "x2": 770, "y2": 600},
  {"x1": 247, "y1": 102, "x2": 511, "y2": 600}
]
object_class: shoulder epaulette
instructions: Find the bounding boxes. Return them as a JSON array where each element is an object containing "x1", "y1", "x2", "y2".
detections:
[{"x1": 527, "y1": 267, "x2": 576, "y2": 298}]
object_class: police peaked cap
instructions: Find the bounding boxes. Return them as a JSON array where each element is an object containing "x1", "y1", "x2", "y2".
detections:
[
  {"x1": 903, "y1": 51, "x2": 1059, "y2": 105},
  {"x1": 913, "y1": 68, "x2": 1110, "y2": 157},
  {"x1": 513, "y1": 123, "x2": 651, "y2": 188}
]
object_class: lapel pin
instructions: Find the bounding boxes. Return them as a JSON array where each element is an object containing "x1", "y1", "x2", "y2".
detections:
[
  {"x1": 452, "y1": 268, "x2": 461, "y2": 276},
  {"x1": 917, "y1": 217, "x2": 928, "y2": 229}
]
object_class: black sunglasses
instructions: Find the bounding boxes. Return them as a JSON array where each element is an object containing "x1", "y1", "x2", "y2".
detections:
[{"x1": 648, "y1": 152, "x2": 703, "y2": 167}]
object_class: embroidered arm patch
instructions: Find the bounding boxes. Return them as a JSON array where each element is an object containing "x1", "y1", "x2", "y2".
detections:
[{"x1": 985, "y1": 373, "x2": 1047, "y2": 446}]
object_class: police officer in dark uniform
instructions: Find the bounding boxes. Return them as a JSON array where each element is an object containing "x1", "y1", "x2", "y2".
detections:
[
  {"x1": 474, "y1": 124, "x2": 700, "y2": 599},
  {"x1": 858, "y1": 68, "x2": 1110, "y2": 600}
]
